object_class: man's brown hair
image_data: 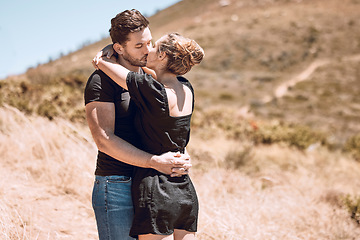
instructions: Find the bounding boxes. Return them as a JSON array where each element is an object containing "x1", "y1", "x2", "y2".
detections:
[{"x1": 109, "y1": 9, "x2": 149, "y2": 46}]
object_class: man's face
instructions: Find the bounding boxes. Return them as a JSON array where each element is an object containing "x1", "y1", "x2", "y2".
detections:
[{"x1": 121, "y1": 27, "x2": 152, "y2": 67}]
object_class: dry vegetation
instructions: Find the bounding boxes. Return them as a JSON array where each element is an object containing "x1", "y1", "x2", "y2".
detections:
[
  {"x1": 1, "y1": 104, "x2": 360, "y2": 239},
  {"x1": 1, "y1": 0, "x2": 360, "y2": 239},
  {"x1": 0, "y1": 105, "x2": 97, "y2": 239}
]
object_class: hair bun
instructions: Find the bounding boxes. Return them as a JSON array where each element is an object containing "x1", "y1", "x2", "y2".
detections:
[
  {"x1": 160, "y1": 33, "x2": 205, "y2": 75},
  {"x1": 187, "y1": 40, "x2": 204, "y2": 66},
  {"x1": 180, "y1": 39, "x2": 204, "y2": 74}
]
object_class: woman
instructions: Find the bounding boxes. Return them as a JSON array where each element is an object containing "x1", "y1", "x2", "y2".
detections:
[{"x1": 93, "y1": 32, "x2": 204, "y2": 240}]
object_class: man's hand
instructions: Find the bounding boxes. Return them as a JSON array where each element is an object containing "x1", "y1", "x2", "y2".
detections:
[{"x1": 149, "y1": 152, "x2": 192, "y2": 177}]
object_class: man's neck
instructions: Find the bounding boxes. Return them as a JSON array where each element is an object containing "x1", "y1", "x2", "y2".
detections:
[{"x1": 117, "y1": 57, "x2": 142, "y2": 73}]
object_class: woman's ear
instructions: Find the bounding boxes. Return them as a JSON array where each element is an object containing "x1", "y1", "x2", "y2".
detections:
[
  {"x1": 158, "y1": 51, "x2": 167, "y2": 60},
  {"x1": 113, "y1": 43, "x2": 123, "y2": 55}
]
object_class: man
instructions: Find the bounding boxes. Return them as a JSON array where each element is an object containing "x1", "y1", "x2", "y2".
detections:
[{"x1": 84, "y1": 9, "x2": 190, "y2": 240}]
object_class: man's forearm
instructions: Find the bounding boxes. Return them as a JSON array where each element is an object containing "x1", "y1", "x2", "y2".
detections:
[
  {"x1": 86, "y1": 102, "x2": 152, "y2": 168},
  {"x1": 96, "y1": 132, "x2": 153, "y2": 168},
  {"x1": 98, "y1": 134, "x2": 190, "y2": 175},
  {"x1": 85, "y1": 101, "x2": 189, "y2": 175}
]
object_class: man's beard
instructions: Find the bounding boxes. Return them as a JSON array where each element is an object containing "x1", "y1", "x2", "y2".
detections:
[{"x1": 122, "y1": 49, "x2": 147, "y2": 67}]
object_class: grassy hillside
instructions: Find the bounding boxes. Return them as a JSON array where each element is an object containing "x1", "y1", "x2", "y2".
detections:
[
  {"x1": 1, "y1": 0, "x2": 360, "y2": 238},
  {"x1": 1, "y1": 0, "x2": 359, "y2": 146}
]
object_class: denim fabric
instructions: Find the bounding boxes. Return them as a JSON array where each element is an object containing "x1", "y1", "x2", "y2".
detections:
[{"x1": 92, "y1": 175, "x2": 135, "y2": 240}]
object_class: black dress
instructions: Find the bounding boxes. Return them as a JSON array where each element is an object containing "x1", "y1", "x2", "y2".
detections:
[{"x1": 126, "y1": 72, "x2": 198, "y2": 237}]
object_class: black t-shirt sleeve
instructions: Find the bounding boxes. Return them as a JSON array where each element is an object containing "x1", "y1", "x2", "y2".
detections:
[
  {"x1": 84, "y1": 70, "x2": 116, "y2": 105},
  {"x1": 126, "y1": 72, "x2": 167, "y2": 118}
]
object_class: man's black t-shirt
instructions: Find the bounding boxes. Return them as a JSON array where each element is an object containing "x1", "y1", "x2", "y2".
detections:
[{"x1": 84, "y1": 70, "x2": 139, "y2": 176}]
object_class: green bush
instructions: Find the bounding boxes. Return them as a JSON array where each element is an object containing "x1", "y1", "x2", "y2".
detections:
[
  {"x1": 252, "y1": 122, "x2": 326, "y2": 150},
  {"x1": 192, "y1": 108, "x2": 327, "y2": 151},
  {"x1": 0, "y1": 70, "x2": 87, "y2": 121},
  {"x1": 219, "y1": 92, "x2": 234, "y2": 101},
  {"x1": 344, "y1": 135, "x2": 360, "y2": 161},
  {"x1": 225, "y1": 143, "x2": 254, "y2": 169},
  {"x1": 37, "y1": 100, "x2": 59, "y2": 120},
  {"x1": 8, "y1": 97, "x2": 33, "y2": 115},
  {"x1": 288, "y1": 125, "x2": 326, "y2": 150},
  {"x1": 343, "y1": 194, "x2": 360, "y2": 224}
]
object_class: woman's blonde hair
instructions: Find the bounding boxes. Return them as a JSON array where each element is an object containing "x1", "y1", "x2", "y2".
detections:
[{"x1": 159, "y1": 33, "x2": 204, "y2": 75}]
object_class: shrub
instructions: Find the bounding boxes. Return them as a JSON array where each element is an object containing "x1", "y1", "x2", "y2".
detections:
[
  {"x1": 343, "y1": 194, "x2": 360, "y2": 224},
  {"x1": 344, "y1": 135, "x2": 360, "y2": 161},
  {"x1": 8, "y1": 97, "x2": 33, "y2": 115},
  {"x1": 219, "y1": 92, "x2": 234, "y2": 101},
  {"x1": 225, "y1": 143, "x2": 254, "y2": 169},
  {"x1": 37, "y1": 100, "x2": 59, "y2": 120},
  {"x1": 288, "y1": 125, "x2": 326, "y2": 150},
  {"x1": 192, "y1": 108, "x2": 328, "y2": 151},
  {"x1": 252, "y1": 122, "x2": 326, "y2": 150}
]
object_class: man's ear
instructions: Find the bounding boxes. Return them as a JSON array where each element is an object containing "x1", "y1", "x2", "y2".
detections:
[{"x1": 113, "y1": 43, "x2": 123, "y2": 55}]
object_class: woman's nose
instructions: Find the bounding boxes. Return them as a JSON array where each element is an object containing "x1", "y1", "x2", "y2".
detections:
[{"x1": 146, "y1": 44, "x2": 152, "y2": 53}]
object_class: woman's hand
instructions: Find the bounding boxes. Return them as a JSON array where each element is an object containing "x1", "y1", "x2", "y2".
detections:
[
  {"x1": 92, "y1": 44, "x2": 115, "y2": 69},
  {"x1": 149, "y1": 152, "x2": 192, "y2": 177},
  {"x1": 171, "y1": 152, "x2": 192, "y2": 177}
]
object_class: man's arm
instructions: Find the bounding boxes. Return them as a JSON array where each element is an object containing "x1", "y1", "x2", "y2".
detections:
[{"x1": 85, "y1": 101, "x2": 190, "y2": 175}]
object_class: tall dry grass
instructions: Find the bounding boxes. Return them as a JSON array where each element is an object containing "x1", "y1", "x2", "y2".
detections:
[
  {"x1": 0, "y1": 199, "x2": 27, "y2": 240},
  {"x1": 0, "y1": 105, "x2": 95, "y2": 195},
  {"x1": 190, "y1": 142, "x2": 360, "y2": 239},
  {"x1": 0, "y1": 105, "x2": 97, "y2": 239},
  {"x1": 1, "y1": 105, "x2": 360, "y2": 239}
]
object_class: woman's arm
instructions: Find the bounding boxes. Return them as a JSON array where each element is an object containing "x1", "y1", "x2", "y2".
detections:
[{"x1": 95, "y1": 57, "x2": 130, "y2": 90}]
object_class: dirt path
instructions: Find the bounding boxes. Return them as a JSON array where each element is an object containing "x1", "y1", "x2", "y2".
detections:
[
  {"x1": 264, "y1": 54, "x2": 360, "y2": 103},
  {"x1": 237, "y1": 54, "x2": 360, "y2": 117}
]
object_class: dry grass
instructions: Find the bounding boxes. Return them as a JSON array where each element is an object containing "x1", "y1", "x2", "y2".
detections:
[
  {"x1": 0, "y1": 105, "x2": 97, "y2": 239},
  {"x1": 2, "y1": 105, "x2": 359, "y2": 239},
  {"x1": 0, "y1": 105, "x2": 95, "y2": 195},
  {"x1": 1, "y1": 1, "x2": 360, "y2": 238},
  {"x1": 190, "y1": 139, "x2": 360, "y2": 240},
  {"x1": 0, "y1": 200, "x2": 27, "y2": 240}
]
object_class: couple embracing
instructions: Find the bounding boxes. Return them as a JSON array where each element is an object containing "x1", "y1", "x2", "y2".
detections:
[{"x1": 84, "y1": 9, "x2": 204, "y2": 240}]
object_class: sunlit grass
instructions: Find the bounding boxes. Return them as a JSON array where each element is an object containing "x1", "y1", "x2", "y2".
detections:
[{"x1": 1, "y1": 102, "x2": 360, "y2": 239}]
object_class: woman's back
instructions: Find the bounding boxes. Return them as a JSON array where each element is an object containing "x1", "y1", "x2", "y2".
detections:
[
  {"x1": 165, "y1": 82, "x2": 193, "y2": 118},
  {"x1": 126, "y1": 72, "x2": 194, "y2": 155}
]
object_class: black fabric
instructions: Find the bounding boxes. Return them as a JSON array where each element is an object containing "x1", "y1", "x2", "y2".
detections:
[
  {"x1": 126, "y1": 72, "x2": 198, "y2": 236},
  {"x1": 126, "y1": 73, "x2": 193, "y2": 155},
  {"x1": 84, "y1": 70, "x2": 140, "y2": 177}
]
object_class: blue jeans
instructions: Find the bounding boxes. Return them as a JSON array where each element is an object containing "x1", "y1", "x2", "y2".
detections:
[{"x1": 92, "y1": 175, "x2": 135, "y2": 240}]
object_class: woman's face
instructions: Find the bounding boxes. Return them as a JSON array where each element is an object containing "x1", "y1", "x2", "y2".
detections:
[{"x1": 146, "y1": 35, "x2": 167, "y2": 69}]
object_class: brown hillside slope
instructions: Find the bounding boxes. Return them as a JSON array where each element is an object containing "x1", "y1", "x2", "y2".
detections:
[{"x1": 1, "y1": 0, "x2": 359, "y2": 150}]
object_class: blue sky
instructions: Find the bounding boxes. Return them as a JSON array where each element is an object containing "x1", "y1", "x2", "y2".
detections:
[{"x1": 0, "y1": 0, "x2": 181, "y2": 79}]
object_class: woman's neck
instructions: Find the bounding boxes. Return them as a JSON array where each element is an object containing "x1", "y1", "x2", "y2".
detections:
[{"x1": 155, "y1": 71, "x2": 178, "y2": 87}]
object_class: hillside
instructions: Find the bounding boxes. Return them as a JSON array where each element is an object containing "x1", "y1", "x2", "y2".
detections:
[
  {"x1": 1, "y1": 0, "x2": 360, "y2": 239},
  {"x1": 1, "y1": 0, "x2": 360, "y2": 146}
]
